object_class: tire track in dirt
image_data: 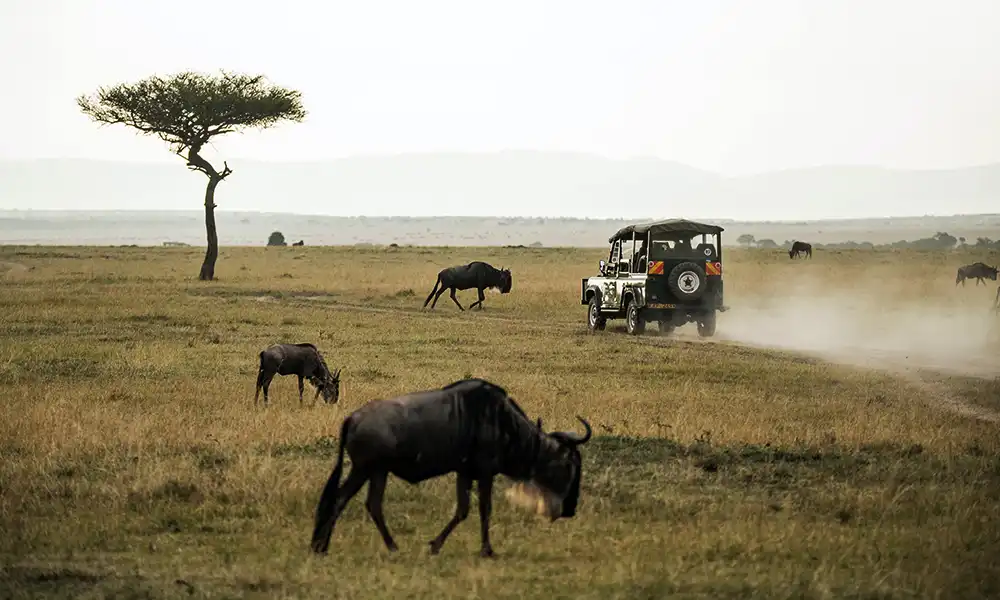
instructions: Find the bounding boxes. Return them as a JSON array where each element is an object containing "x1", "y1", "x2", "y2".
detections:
[
  {"x1": 0, "y1": 261, "x2": 29, "y2": 278},
  {"x1": 236, "y1": 293, "x2": 1000, "y2": 422},
  {"x1": 719, "y1": 338, "x2": 1000, "y2": 424}
]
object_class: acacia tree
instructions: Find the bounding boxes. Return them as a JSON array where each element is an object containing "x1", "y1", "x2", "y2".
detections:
[{"x1": 77, "y1": 71, "x2": 306, "y2": 280}]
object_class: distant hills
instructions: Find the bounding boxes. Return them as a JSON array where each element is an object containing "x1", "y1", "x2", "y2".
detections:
[{"x1": 2, "y1": 152, "x2": 999, "y2": 221}]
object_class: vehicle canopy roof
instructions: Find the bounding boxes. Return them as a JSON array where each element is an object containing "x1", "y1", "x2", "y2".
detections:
[{"x1": 608, "y1": 218, "x2": 725, "y2": 243}]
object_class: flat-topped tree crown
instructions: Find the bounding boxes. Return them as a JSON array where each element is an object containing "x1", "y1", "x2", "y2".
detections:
[{"x1": 77, "y1": 70, "x2": 306, "y2": 280}]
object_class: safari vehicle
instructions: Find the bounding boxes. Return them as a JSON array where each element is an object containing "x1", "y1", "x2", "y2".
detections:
[{"x1": 580, "y1": 218, "x2": 728, "y2": 336}]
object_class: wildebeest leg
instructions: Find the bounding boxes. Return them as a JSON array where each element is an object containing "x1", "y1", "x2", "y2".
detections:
[
  {"x1": 312, "y1": 466, "x2": 369, "y2": 554},
  {"x1": 297, "y1": 375, "x2": 305, "y2": 405},
  {"x1": 469, "y1": 288, "x2": 486, "y2": 310},
  {"x1": 428, "y1": 474, "x2": 472, "y2": 555},
  {"x1": 477, "y1": 477, "x2": 495, "y2": 558},
  {"x1": 260, "y1": 372, "x2": 276, "y2": 406},
  {"x1": 449, "y1": 288, "x2": 465, "y2": 311},
  {"x1": 431, "y1": 286, "x2": 447, "y2": 309},
  {"x1": 365, "y1": 470, "x2": 398, "y2": 552}
]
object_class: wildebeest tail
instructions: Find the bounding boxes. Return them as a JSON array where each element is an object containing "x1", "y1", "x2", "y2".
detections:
[
  {"x1": 310, "y1": 417, "x2": 352, "y2": 553},
  {"x1": 423, "y1": 274, "x2": 441, "y2": 307}
]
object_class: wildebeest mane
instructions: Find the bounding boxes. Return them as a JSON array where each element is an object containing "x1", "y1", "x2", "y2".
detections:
[
  {"x1": 300, "y1": 343, "x2": 333, "y2": 383},
  {"x1": 442, "y1": 378, "x2": 541, "y2": 479}
]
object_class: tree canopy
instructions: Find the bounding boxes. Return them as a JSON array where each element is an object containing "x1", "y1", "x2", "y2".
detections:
[{"x1": 77, "y1": 70, "x2": 306, "y2": 177}]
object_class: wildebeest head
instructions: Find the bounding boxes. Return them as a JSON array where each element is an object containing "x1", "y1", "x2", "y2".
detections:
[
  {"x1": 312, "y1": 368, "x2": 341, "y2": 404},
  {"x1": 498, "y1": 268, "x2": 513, "y2": 294},
  {"x1": 528, "y1": 416, "x2": 592, "y2": 520}
]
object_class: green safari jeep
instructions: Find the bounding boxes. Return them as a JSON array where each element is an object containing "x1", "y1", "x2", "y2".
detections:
[{"x1": 580, "y1": 218, "x2": 729, "y2": 336}]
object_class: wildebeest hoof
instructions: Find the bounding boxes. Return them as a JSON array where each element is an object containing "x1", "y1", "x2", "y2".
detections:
[
  {"x1": 386, "y1": 543, "x2": 399, "y2": 552},
  {"x1": 479, "y1": 547, "x2": 495, "y2": 558},
  {"x1": 310, "y1": 541, "x2": 329, "y2": 554},
  {"x1": 428, "y1": 540, "x2": 443, "y2": 555}
]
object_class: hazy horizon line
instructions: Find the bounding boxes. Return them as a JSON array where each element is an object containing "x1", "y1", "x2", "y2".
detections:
[{"x1": 3, "y1": 207, "x2": 998, "y2": 225}]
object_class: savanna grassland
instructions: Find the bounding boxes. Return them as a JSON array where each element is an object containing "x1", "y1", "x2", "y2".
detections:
[{"x1": 1, "y1": 244, "x2": 999, "y2": 599}]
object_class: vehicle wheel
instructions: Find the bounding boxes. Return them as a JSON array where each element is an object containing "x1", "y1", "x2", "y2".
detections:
[
  {"x1": 658, "y1": 320, "x2": 675, "y2": 336},
  {"x1": 587, "y1": 295, "x2": 606, "y2": 332},
  {"x1": 667, "y1": 262, "x2": 707, "y2": 302},
  {"x1": 697, "y1": 312, "x2": 717, "y2": 337},
  {"x1": 625, "y1": 301, "x2": 645, "y2": 335}
]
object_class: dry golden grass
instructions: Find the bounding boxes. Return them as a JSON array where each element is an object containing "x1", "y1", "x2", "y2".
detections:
[{"x1": 1, "y1": 244, "x2": 999, "y2": 599}]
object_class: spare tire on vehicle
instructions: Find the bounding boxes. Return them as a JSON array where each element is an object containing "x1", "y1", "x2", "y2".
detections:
[{"x1": 667, "y1": 261, "x2": 707, "y2": 301}]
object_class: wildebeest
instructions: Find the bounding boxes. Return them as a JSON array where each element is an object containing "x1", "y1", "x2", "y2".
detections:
[
  {"x1": 292, "y1": 240, "x2": 305, "y2": 246},
  {"x1": 955, "y1": 262, "x2": 998, "y2": 287},
  {"x1": 254, "y1": 343, "x2": 341, "y2": 406},
  {"x1": 309, "y1": 378, "x2": 592, "y2": 558},
  {"x1": 788, "y1": 240, "x2": 812, "y2": 259},
  {"x1": 422, "y1": 261, "x2": 512, "y2": 311}
]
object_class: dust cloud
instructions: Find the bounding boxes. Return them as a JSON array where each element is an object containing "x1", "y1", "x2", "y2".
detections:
[{"x1": 714, "y1": 276, "x2": 1000, "y2": 378}]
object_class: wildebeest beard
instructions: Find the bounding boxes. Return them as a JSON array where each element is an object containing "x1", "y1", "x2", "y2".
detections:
[
  {"x1": 309, "y1": 370, "x2": 340, "y2": 404},
  {"x1": 499, "y1": 409, "x2": 587, "y2": 520}
]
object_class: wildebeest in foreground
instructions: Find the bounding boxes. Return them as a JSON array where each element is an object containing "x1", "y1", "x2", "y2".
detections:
[
  {"x1": 422, "y1": 261, "x2": 512, "y2": 310},
  {"x1": 955, "y1": 262, "x2": 998, "y2": 287},
  {"x1": 309, "y1": 378, "x2": 592, "y2": 557},
  {"x1": 788, "y1": 240, "x2": 813, "y2": 259},
  {"x1": 254, "y1": 343, "x2": 341, "y2": 406}
]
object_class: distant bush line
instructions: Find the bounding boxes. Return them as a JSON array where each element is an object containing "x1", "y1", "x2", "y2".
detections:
[{"x1": 741, "y1": 232, "x2": 1000, "y2": 251}]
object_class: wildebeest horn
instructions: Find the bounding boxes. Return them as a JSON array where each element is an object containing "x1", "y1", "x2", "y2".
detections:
[{"x1": 553, "y1": 416, "x2": 592, "y2": 445}]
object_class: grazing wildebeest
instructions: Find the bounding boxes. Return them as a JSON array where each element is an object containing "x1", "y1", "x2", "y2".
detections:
[
  {"x1": 422, "y1": 261, "x2": 512, "y2": 311},
  {"x1": 254, "y1": 343, "x2": 341, "y2": 406},
  {"x1": 955, "y1": 262, "x2": 998, "y2": 287},
  {"x1": 293, "y1": 240, "x2": 305, "y2": 246},
  {"x1": 309, "y1": 378, "x2": 592, "y2": 558},
  {"x1": 788, "y1": 240, "x2": 812, "y2": 259}
]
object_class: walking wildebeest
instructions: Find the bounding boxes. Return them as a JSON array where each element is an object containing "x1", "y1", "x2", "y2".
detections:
[
  {"x1": 309, "y1": 378, "x2": 592, "y2": 558},
  {"x1": 254, "y1": 343, "x2": 341, "y2": 406},
  {"x1": 422, "y1": 261, "x2": 512, "y2": 311},
  {"x1": 955, "y1": 262, "x2": 998, "y2": 287},
  {"x1": 788, "y1": 240, "x2": 812, "y2": 259}
]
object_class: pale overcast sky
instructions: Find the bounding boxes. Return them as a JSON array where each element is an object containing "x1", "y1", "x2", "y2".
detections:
[{"x1": 1, "y1": 0, "x2": 998, "y2": 176}]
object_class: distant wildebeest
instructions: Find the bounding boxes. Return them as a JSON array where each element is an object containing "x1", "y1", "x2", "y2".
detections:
[
  {"x1": 955, "y1": 262, "x2": 998, "y2": 287},
  {"x1": 254, "y1": 343, "x2": 341, "y2": 406},
  {"x1": 309, "y1": 378, "x2": 592, "y2": 558},
  {"x1": 788, "y1": 241, "x2": 813, "y2": 259},
  {"x1": 292, "y1": 240, "x2": 304, "y2": 246},
  {"x1": 422, "y1": 261, "x2": 512, "y2": 311}
]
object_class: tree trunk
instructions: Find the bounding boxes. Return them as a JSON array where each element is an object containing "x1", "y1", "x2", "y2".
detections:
[{"x1": 198, "y1": 177, "x2": 221, "y2": 281}]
